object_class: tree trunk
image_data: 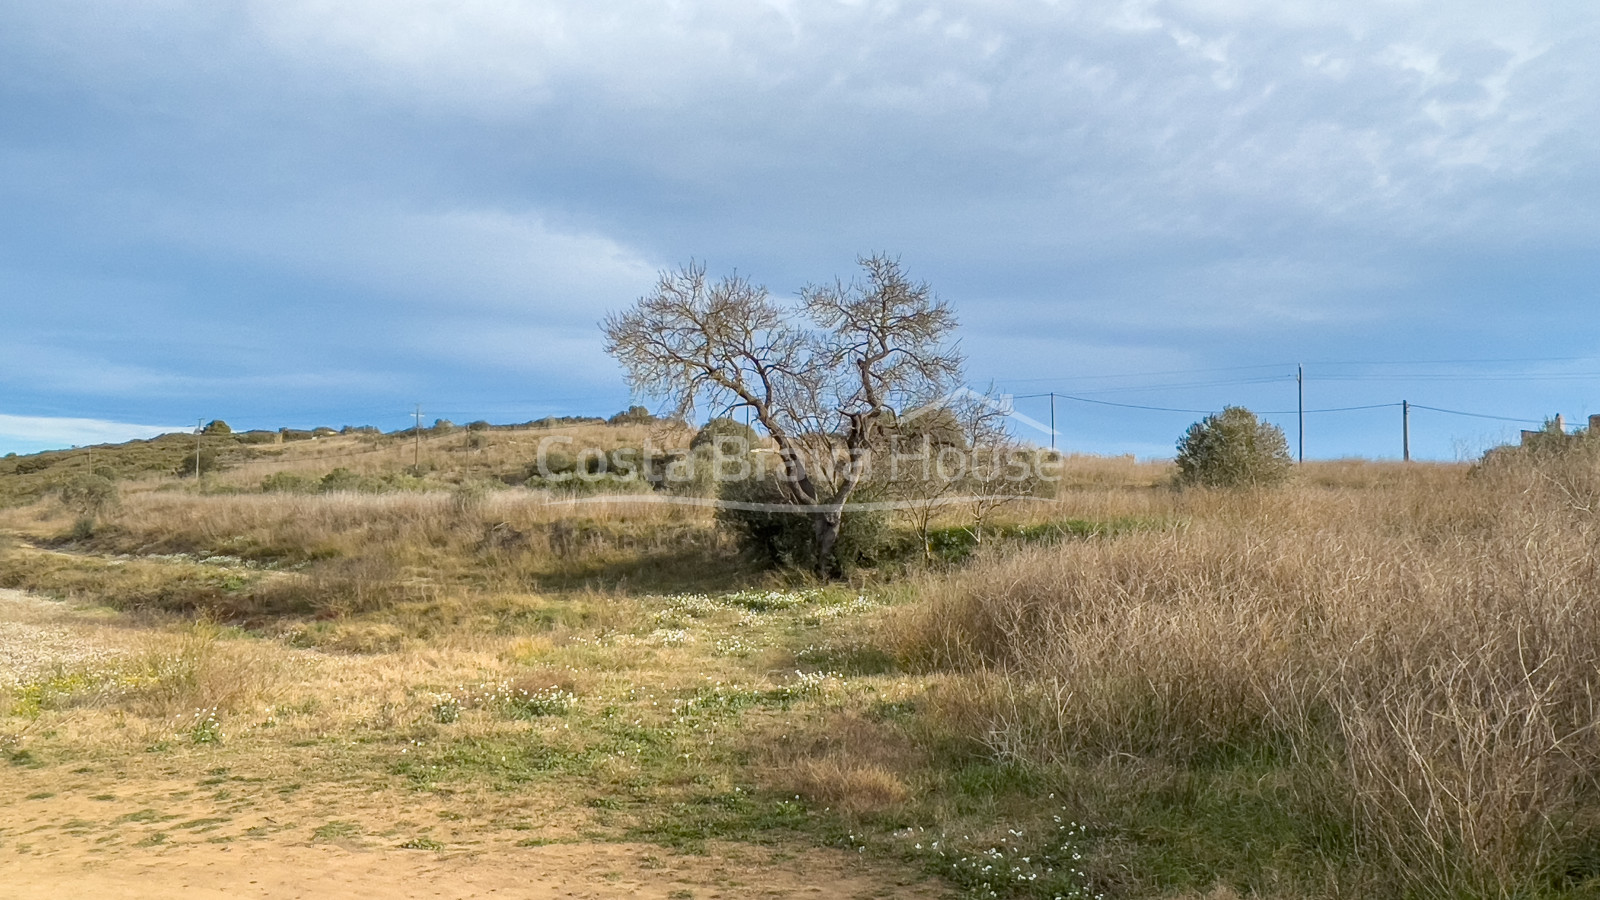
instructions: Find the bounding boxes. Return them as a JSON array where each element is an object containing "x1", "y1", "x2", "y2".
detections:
[{"x1": 813, "y1": 509, "x2": 842, "y2": 579}]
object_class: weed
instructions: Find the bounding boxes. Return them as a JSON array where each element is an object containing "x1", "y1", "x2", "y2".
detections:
[
  {"x1": 181, "y1": 707, "x2": 225, "y2": 744},
  {"x1": 312, "y1": 821, "x2": 363, "y2": 842}
]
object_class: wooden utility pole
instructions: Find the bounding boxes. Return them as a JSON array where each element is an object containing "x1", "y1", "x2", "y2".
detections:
[
  {"x1": 194, "y1": 418, "x2": 203, "y2": 480},
  {"x1": 1402, "y1": 401, "x2": 1411, "y2": 462},
  {"x1": 413, "y1": 404, "x2": 422, "y2": 470},
  {"x1": 1296, "y1": 364, "x2": 1304, "y2": 463}
]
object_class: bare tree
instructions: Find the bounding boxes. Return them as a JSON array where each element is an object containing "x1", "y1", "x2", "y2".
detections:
[
  {"x1": 886, "y1": 389, "x2": 1010, "y2": 563},
  {"x1": 963, "y1": 438, "x2": 1051, "y2": 545},
  {"x1": 603, "y1": 254, "x2": 962, "y2": 576}
]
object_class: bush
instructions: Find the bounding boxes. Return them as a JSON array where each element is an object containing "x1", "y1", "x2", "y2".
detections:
[
  {"x1": 608, "y1": 405, "x2": 656, "y2": 426},
  {"x1": 716, "y1": 471, "x2": 889, "y2": 574},
  {"x1": 319, "y1": 468, "x2": 363, "y2": 492},
  {"x1": 58, "y1": 473, "x2": 119, "y2": 528},
  {"x1": 527, "y1": 449, "x2": 578, "y2": 481},
  {"x1": 526, "y1": 415, "x2": 605, "y2": 429},
  {"x1": 690, "y1": 417, "x2": 759, "y2": 452},
  {"x1": 15, "y1": 456, "x2": 54, "y2": 475},
  {"x1": 261, "y1": 472, "x2": 317, "y2": 493},
  {"x1": 173, "y1": 449, "x2": 222, "y2": 478},
  {"x1": 201, "y1": 419, "x2": 231, "y2": 435},
  {"x1": 1174, "y1": 406, "x2": 1292, "y2": 488}
]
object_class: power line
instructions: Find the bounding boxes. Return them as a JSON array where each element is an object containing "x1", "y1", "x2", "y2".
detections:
[
  {"x1": 1016, "y1": 393, "x2": 1403, "y2": 416},
  {"x1": 1312, "y1": 373, "x2": 1600, "y2": 383},
  {"x1": 995, "y1": 363, "x2": 1296, "y2": 385},
  {"x1": 1309, "y1": 355, "x2": 1600, "y2": 367},
  {"x1": 1262, "y1": 403, "x2": 1402, "y2": 415},
  {"x1": 1407, "y1": 404, "x2": 1544, "y2": 425}
]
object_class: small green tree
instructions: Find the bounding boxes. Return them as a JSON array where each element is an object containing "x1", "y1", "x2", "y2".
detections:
[
  {"x1": 1175, "y1": 406, "x2": 1293, "y2": 487},
  {"x1": 59, "y1": 473, "x2": 119, "y2": 537}
]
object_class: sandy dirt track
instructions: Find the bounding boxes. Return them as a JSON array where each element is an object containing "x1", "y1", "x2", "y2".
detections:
[
  {"x1": 0, "y1": 841, "x2": 931, "y2": 899},
  {"x1": 0, "y1": 586, "x2": 945, "y2": 899}
]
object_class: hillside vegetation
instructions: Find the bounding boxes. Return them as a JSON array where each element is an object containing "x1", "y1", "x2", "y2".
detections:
[{"x1": 4, "y1": 422, "x2": 1597, "y2": 899}]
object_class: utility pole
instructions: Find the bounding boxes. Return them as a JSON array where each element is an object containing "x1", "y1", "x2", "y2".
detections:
[
  {"x1": 1296, "y1": 364, "x2": 1304, "y2": 464},
  {"x1": 413, "y1": 403, "x2": 422, "y2": 471},
  {"x1": 1049, "y1": 392, "x2": 1056, "y2": 451},
  {"x1": 1402, "y1": 401, "x2": 1411, "y2": 462},
  {"x1": 194, "y1": 418, "x2": 203, "y2": 480}
]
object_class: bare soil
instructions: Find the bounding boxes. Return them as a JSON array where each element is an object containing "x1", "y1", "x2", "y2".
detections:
[{"x1": 0, "y1": 587, "x2": 944, "y2": 898}]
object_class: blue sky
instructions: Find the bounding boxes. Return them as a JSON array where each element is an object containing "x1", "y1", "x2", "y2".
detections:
[{"x1": 2, "y1": 1, "x2": 1597, "y2": 459}]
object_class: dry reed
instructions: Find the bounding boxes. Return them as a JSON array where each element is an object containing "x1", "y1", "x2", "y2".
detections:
[{"x1": 895, "y1": 454, "x2": 1600, "y2": 897}]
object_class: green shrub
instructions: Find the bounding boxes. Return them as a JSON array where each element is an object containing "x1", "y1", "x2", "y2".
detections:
[
  {"x1": 527, "y1": 449, "x2": 578, "y2": 481},
  {"x1": 449, "y1": 480, "x2": 492, "y2": 514},
  {"x1": 608, "y1": 405, "x2": 656, "y2": 426},
  {"x1": 689, "y1": 417, "x2": 758, "y2": 452},
  {"x1": 201, "y1": 420, "x2": 231, "y2": 435},
  {"x1": 319, "y1": 468, "x2": 363, "y2": 492},
  {"x1": 15, "y1": 456, "x2": 54, "y2": 475},
  {"x1": 173, "y1": 449, "x2": 222, "y2": 478},
  {"x1": 1174, "y1": 406, "x2": 1292, "y2": 488},
  {"x1": 715, "y1": 471, "x2": 889, "y2": 574},
  {"x1": 58, "y1": 473, "x2": 119, "y2": 532},
  {"x1": 261, "y1": 472, "x2": 317, "y2": 493}
]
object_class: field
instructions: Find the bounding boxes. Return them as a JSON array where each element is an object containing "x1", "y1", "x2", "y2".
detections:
[{"x1": 3, "y1": 423, "x2": 1600, "y2": 898}]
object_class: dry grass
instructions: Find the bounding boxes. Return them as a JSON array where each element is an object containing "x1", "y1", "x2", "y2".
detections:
[
  {"x1": 12, "y1": 431, "x2": 1600, "y2": 897},
  {"x1": 770, "y1": 709, "x2": 923, "y2": 816},
  {"x1": 122, "y1": 624, "x2": 289, "y2": 719},
  {"x1": 893, "y1": 453, "x2": 1600, "y2": 897}
]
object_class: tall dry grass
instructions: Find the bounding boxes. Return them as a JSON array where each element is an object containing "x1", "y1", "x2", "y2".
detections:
[
  {"x1": 206, "y1": 421, "x2": 692, "y2": 489},
  {"x1": 0, "y1": 487, "x2": 730, "y2": 618},
  {"x1": 894, "y1": 454, "x2": 1600, "y2": 897},
  {"x1": 83, "y1": 489, "x2": 714, "y2": 561}
]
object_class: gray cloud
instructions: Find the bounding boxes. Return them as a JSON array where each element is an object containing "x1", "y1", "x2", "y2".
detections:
[{"x1": 2, "y1": 1, "x2": 1598, "y2": 457}]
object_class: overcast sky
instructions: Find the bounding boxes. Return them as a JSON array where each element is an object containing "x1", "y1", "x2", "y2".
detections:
[{"x1": 2, "y1": 1, "x2": 1597, "y2": 459}]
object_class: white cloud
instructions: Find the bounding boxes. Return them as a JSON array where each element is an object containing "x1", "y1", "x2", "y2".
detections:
[
  {"x1": 135, "y1": 199, "x2": 660, "y2": 321},
  {"x1": 12, "y1": 0, "x2": 1595, "y2": 244},
  {"x1": 0, "y1": 415, "x2": 191, "y2": 454},
  {"x1": 3, "y1": 0, "x2": 1600, "y2": 459}
]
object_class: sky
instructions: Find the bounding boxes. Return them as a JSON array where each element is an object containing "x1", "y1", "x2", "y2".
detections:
[{"x1": 2, "y1": 0, "x2": 1598, "y2": 460}]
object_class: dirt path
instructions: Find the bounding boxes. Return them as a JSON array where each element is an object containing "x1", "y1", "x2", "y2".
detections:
[
  {"x1": 0, "y1": 840, "x2": 932, "y2": 899},
  {"x1": 0, "y1": 765, "x2": 943, "y2": 899},
  {"x1": 0, "y1": 586, "x2": 947, "y2": 898}
]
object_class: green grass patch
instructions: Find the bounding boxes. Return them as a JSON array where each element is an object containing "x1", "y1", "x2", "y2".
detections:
[{"x1": 312, "y1": 820, "x2": 363, "y2": 842}]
